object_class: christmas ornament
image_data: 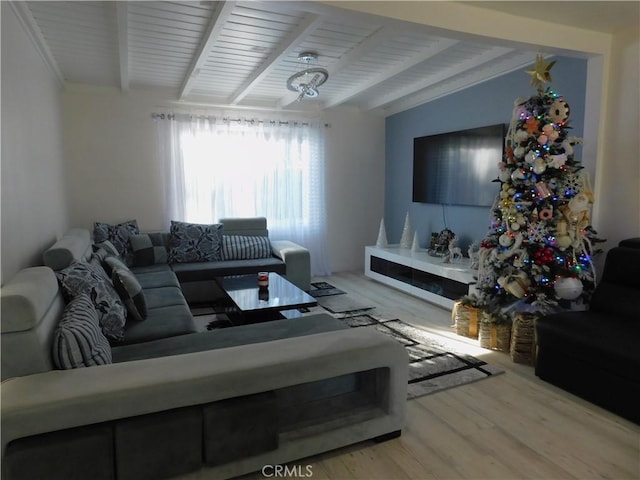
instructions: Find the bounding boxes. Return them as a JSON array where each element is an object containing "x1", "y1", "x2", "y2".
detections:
[
  {"x1": 525, "y1": 54, "x2": 556, "y2": 89},
  {"x1": 536, "y1": 182, "x2": 552, "y2": 198},
  {"x1": 554, "y1": 277, "x2": 584, "y2": 300},
  {"x1": 515, "y1": 130, "x2": 529, "y2": 142},
  {"x1": 525, "y1": 117, "x2": 540, "y2": 134},
  {"x1": 533, "y1": 158, "x2": 547, "y2": 174},
  {"x1": 511, "y1": 169, "x2": 527, "y2": 181},
  {"x1": 528, "y1": 222, "x2": 548, "y2": 243},
  {"x1": 499, "y1": 233, "x2": 514, "y2": 247},
  {"x1": 534, "y1": 247, "x2": 555, "y2": 265},
  {"x1": 525, "y1": 151, "x2": 538, "y2": 164},
  {"x1": 549, "y1": 99, "x2": 570, "y2": 123},
  {"x1": 498, "y1": 271, "x2": 530, "y2": 298},
  {"x1": 539, "y1": 208, "x2": 553, "y2": 220},
  {"x1": 555, "y1": 219, "x2": 572, "y2": 250},
  {"x1": 548, "y1": 154, "x2": 567, "y2": 169}
]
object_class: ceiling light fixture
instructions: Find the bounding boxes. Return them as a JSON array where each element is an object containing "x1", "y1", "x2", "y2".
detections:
[{"x1": 286, "y1": 52, "x2": 329, "y2": 101}]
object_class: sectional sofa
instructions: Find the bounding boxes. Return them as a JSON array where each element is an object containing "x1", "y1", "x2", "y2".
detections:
[
  {"x1": 0, "y1": 218, "x2": 409, "y2": 480},
  {"x1": 535, "y1": 239, "x2": 640, "y2": 424}
]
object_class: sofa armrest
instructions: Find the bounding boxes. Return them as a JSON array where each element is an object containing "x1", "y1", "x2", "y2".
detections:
[
  {"x1": 270, "y1": 240, "x2": 311, "y2": 291},
  {"x1": 1, "y1": 328, "x2": 408, "y2": 455}
]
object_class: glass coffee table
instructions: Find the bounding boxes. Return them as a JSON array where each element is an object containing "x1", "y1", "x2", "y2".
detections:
[{"x1": 213, "y1": 272, "x2": 317, "y2": 325}]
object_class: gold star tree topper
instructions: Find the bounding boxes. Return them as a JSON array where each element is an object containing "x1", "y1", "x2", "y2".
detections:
[{"x1": 526, "y1": 54, "x2": 556, "y2": 90}]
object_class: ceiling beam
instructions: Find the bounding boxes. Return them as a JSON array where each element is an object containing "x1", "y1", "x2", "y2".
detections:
[
  {"x1": 115, "y1": 2, "x2": 129, "y2": 93},
  {"x1": 323, "y1": 37, "x2": 460, "y2": 109},
  {"x1": 228, "y1": 13, "x2": 323, "y2": 105},
  {"x1": 363, "y1": 45, "x2": 513, "y2": 111},
  {"x1": 278, "y1": 25, "x2": 395, "y2": 108},
  {"x1": 384, "y1": 51, "x2": 536, "y2": 116},
  {"x1": 9, "y1": 2, "x2": 65, "y2": 88},
  {"x1": 179, "y1": 1, "x2": 236, "y2": 99}
]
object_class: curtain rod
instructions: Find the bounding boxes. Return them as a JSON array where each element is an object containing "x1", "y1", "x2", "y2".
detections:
[{"x1": 151, "y1": 113, "x2": 329, "y2": 128}]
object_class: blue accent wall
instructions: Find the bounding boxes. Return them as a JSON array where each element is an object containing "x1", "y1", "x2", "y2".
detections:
[{"x1": 385, "y1": 56, "x2": 587, "y2": 253}]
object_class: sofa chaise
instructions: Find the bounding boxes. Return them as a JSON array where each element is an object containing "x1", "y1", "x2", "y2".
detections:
[
  {"x1": 0, "y1": 220, "x2": 409, "y2": 480},
  {"x1": 535, "y1": 239, "x2": 640, "y2": 424}
]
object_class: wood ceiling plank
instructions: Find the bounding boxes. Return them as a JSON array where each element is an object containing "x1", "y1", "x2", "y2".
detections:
[
  {"x1": 180, "y1": 1, "x2": 237, "y2": 98},
  {"x1": 228, "y1": 13, "x2": 323, "y2": 105}
]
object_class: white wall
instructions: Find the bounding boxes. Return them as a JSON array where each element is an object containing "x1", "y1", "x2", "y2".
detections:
[
  {"x1": 593, "y1": 24, "x2": 640, "y2": 247},
  {"x1": 1, "y1": 4, "x2": 69, "y2": 283},
  {"x1": 62, "y1": 86, "x2": 385, "y2": 273},
  {"x1": 324, "y1": 108, "x2": 385, "y2": 272}
]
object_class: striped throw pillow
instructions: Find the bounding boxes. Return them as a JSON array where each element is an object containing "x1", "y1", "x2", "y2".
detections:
[
  {"x1": 53, "y1": 293, "x2": 112, "y2": 369},
  {"x1": 222, "y1": 235, "x2": 272, "y2": 260}
]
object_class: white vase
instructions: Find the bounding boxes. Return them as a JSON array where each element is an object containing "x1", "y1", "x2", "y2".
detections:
[{"x1": 376, "y1": 218, "x2": 388, "y2": 248}]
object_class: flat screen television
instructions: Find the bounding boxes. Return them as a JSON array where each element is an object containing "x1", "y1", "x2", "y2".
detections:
[{"x1": 412, "y1": 123, "x2": 505, "y2": 207}]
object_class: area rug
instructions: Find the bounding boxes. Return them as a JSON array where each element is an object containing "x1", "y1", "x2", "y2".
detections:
[
  {"x1": 309, "y1": 281, "x2": 375, "y2": 314},
  {"x1": 341, "y1": 314, "x2": 504, "y2": 399},
  {"x1": 308, "y1": 281, "x2": 346, "y2": 297}
]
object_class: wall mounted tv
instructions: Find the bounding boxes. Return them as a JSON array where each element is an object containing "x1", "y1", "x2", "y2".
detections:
[{"x1": 413, "y1": 123, "x2": 505, "y2": 207}]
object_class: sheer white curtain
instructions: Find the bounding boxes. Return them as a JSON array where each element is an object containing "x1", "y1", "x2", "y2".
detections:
[{"x1": 155, "y1": 113, "x2": 330, "y2": 276}]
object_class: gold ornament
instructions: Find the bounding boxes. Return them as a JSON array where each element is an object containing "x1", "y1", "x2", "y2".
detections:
[{"x1": 526, "y1": 54, "x2": 556, "y2": 90}]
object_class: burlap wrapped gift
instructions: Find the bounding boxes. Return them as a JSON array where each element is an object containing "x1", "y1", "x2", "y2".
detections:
[
  {"x1": 509, "y1": 313, "x2": 538, "y2": 365},
  {"x1": 452, "y1": 301, "x2": 480, "y2": 339},
  {"x1": 479, "y1": 311, "x2": 512, "y2": 352}
]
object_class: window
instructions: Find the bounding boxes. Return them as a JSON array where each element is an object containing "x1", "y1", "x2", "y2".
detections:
[{"x1": 155, "y1": 114, "x2": 330, "y2": 275}]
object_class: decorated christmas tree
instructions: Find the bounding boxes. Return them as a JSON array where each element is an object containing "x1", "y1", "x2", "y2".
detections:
[{"x1": 474, "y1": 56, "x2": 602, "y2": 319}]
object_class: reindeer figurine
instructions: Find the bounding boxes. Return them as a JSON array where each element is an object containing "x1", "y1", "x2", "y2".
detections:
[{"x1": 444, "y1": 236, "x2": 463, "y2": 263}]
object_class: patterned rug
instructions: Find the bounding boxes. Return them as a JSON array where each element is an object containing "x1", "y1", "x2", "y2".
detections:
[
  {"x1": 338, "y1": 314, "x2": 504, "y2": 399},
  {"x1": 191, "y1": 282, "x2": 503, "y2": 399},
  {"x1": 308, "y1": 281, "x2": 375, "y2": 314}
]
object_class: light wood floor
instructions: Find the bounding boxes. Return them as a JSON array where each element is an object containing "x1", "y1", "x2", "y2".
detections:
[{"x1": 248, "y1": 271, "x2": 640, "y2": 480}]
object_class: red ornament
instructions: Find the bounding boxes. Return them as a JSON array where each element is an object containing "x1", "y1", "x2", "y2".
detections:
[{"x1": 534, "y1": 247, "x2": 555, "y2": 265}]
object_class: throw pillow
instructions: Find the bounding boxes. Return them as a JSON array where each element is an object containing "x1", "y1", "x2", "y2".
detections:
[
  {"x1": 111, "y1": 267, "x2": 147, "y2": 322},
  {"x1": 168, "y1": 221, "x2": 222, "y2": 263},
  {"x1": 103, "y1": 255, "x2": 131, "y2": 277},
  {"x1": 56, "y1": 260, "x2": 127, "y2": 341},
  {"x1": 93, "y1": 220, "x2": 139, "y2": 258},
  {"x1": 53, "y1": 292, "x2": 113, "y2": 369},
  {"x1": 93, "y1": 240, "x2": 121, "y2": 263},
  {"x1": 222, "y1": 235, "x2": 272, "y2": 260},
  {"x1": 129, "y1": 233, "x2": 168, "y2": 266}
]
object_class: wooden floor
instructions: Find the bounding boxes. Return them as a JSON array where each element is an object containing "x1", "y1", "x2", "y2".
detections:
[{"x1": 247, "y1": 271, "x2": 640, "y2": 480}]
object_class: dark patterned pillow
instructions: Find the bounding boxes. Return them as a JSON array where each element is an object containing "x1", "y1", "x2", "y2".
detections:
[
  {"x1": 56, "y1": 260, "x2": 127, "y2": 341},
  {"x1": 168, "y1": 221, "x2": 222, "y2": 263},
  {"x1": 93, "y1": 220, "x2": 139, "y2": 258},
  {"x1": 53, "y1": 292, "x2": 112, "y2": 369},
  {"x1": 129, "y1": 233, "x2": 168, "y2": 267},
  {"x1": 112, "y1": 267, "x2": 147, "y2": 322},
  {"x1": 222, "y1": 235, "x2": 272, "y2": 260}
]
